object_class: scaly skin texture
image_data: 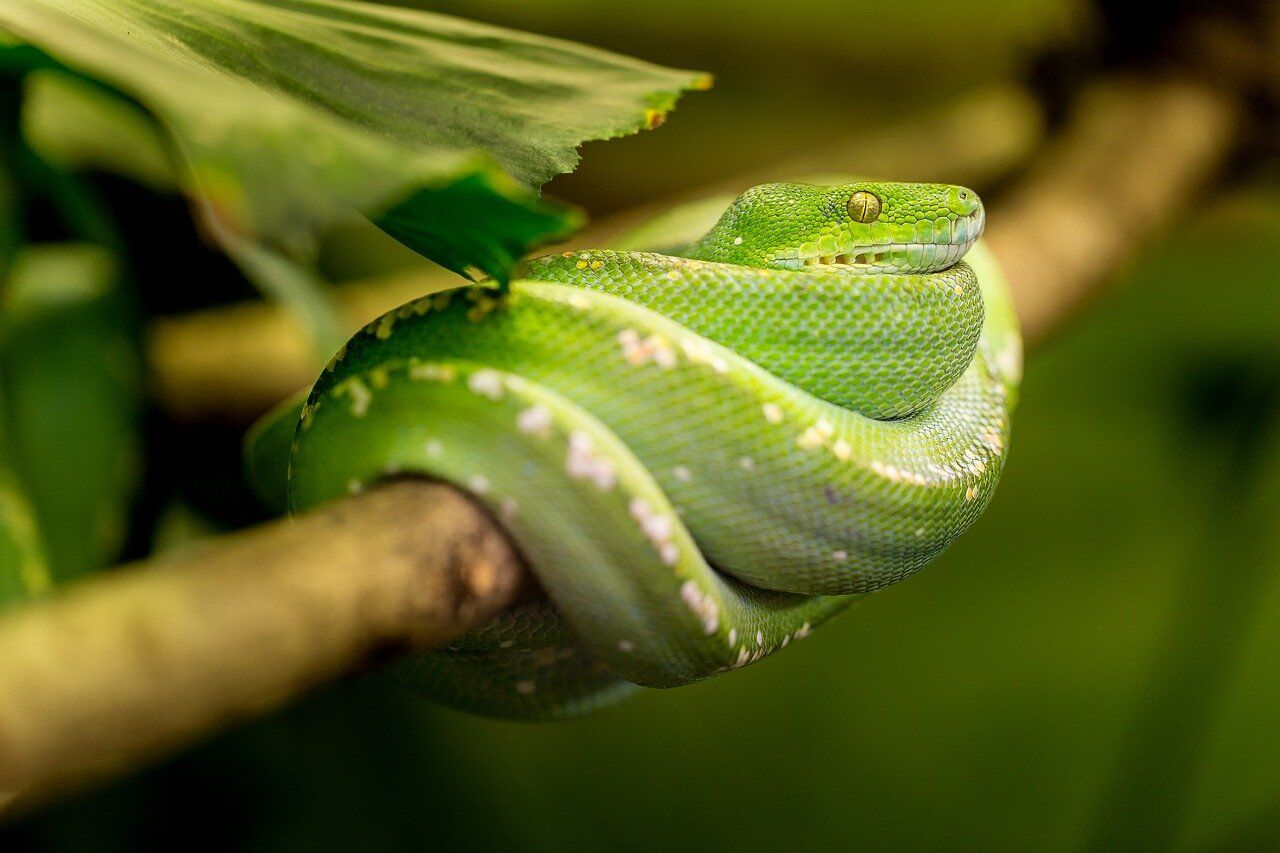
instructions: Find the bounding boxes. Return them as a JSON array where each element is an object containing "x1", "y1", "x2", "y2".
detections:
[{"x1": 256, "y1": 181, "x2": 1022, "y2": 719}]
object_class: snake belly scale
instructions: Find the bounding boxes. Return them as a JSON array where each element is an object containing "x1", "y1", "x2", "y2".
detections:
[{"x1": 265, "y1": 181, "x2": 1022, "y2": 719}]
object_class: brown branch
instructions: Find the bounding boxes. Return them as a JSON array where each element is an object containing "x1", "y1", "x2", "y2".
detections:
[
  {"x1": 986, "y1": 76, "x2": 1239, "y2": 346},
  {"x1": 149, "y1": 267, "x2": 457, "y2": 425},
  {"x1": 0, "y1": 57, "x2": 1254, "y2": 814},
  {"x1": 0, "y1": 481, "x2": 530, "y2": 814}
]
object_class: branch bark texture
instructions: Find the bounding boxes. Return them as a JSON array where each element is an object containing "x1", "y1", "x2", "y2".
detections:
[
  {"x1": 0, "y1": 481, "x2": 529, "y2": 812},
  {"x1": 986, "y1": 77, "x2": 1239, "y2": 345}
]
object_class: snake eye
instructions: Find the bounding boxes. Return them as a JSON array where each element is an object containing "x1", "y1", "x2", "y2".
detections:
[{"x1": 847, "y1": 191, "x2": 881, "y2": 223}]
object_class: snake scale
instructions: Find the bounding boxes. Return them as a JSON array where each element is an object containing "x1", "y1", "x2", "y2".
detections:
[{"x1": 248, "y1": 180, "x2": 1022, "y2": 719}]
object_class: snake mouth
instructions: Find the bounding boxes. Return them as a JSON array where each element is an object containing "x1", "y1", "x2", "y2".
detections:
[
  {"x1": 778, "y1": 208, "x2": 984, "y2": 275},
  {"x1": 796, "y1": 240, "x2": 973, "y2": 273}
]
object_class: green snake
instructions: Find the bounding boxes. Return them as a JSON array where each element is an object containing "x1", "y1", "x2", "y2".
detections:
[{"x1": 247, "y1": 180, "x2": 1021, "y2": 719}]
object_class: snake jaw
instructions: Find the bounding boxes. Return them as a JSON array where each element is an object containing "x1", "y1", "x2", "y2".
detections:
[
  {"x1": 794, "y1": 240, "x2": 971, "y2": 274},
  {"x1": 779, "y1": 206, "x2": 984, "y2": 275}
]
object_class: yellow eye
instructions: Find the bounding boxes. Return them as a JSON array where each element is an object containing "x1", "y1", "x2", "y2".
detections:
[{"x1": 847, "y1": 191, "x2": 881, "y2": 223}]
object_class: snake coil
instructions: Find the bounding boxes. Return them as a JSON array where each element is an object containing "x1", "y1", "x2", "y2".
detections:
[{"x1": 252, "y1": 181, "x2": 1021, "y2": 719}]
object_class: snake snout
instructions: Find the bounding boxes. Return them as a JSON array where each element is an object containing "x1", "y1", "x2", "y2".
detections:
[{"x1": 948, "y1": 185, "x2": 982, "y2": 216}]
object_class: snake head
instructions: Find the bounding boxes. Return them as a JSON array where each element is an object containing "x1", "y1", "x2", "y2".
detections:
[{"x1": 690, "y1": 181, "x2": 984, "y2": 274}]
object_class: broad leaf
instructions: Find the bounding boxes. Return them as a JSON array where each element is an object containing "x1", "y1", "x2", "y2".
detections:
[
  {"x1": 0, "y1": 0, "x2": 708, "y2": 351},
  {"x1": 20, "y1": 69, "x2": 176, "y2": 193},
  {"x1": 0, "y1": 243, "x2": 142, "y2": 582}
]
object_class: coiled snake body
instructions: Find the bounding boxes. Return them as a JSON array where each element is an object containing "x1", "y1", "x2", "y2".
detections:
[{"x1": 253, "y1": 181, "x2": 1022, "y2": 719}]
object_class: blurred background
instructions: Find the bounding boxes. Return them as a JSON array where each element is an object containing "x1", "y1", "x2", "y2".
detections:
[{"x1": 4, "y1": 0, "x2": 1280, "y2": 848}]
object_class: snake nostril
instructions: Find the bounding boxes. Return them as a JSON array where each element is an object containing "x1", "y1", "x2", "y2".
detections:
[{"x1": 950, "y1": 187, "x2": 981, "y2": 216}]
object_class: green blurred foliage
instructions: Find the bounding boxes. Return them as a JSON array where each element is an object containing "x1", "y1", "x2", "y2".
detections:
[
  {"x1": 0, "y1": 466, "x2": 49, "y2": 606},
  {"x1": 0, "y1": 46, "x2": 144, "y2": 586},
  {"x1": 20, "y1": 71, "x2": 174, "y2": 194},
  {"x1": 0, "y1": 243, "x2": 140, "y2": 582},
  {"x1": 0, "y1": 0, "x2": 707, "y2": 352}
]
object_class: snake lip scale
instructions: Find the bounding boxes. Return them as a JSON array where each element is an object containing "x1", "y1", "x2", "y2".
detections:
[
  {"x1": 254, "y1": 180, "x2": 1021, "y2": 719},
  {"x1": 793, "y1": 237, "x2": 974, "y2": 273},
  {"x1": 778, "y1": 206, "x2": 984, "y2": 274}
]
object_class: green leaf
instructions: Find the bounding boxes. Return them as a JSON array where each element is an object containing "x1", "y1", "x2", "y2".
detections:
[
  {"x1": 0, "y1": 242, "x2": 142, "y2": 583},
  {"x1": 19, "y1": 69, "x2": 176, "y2": 193},
  {"x1": 0, "y1": 469, "x2": 50, "y2": 607},
  {"x1": 0, "y1": 0, "x2": 708, "y2": 329}
]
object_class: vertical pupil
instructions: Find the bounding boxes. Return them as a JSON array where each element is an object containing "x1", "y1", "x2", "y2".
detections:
[{"x1": 848, "y1": 191, "x2": 879, "y2": 223}]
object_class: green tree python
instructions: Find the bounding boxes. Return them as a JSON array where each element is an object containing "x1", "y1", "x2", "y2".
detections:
[{"x1": 247, "y1": 180, "x2": 1022, "y2": 719}]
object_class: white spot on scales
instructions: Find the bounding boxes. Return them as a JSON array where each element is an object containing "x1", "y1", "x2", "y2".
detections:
[
  {"x1": 618, "y1": 329, "x2": 677, "y2": 369},
  {"x1": 340, "y1": 379, "x2": 371, "y2": 417},
  {"x1": 566, "y1": 431, "x2": 617, "y2": 490},
  {"x1": 516, "y1": 405, "x2": 553, "y2": 438},
  {"x1": 679, "y1": 579, "x2": 719, "y2": 635},
  {"x1": 679, "y1": 336, "x2": 729, "y2": 373},
  {"x1": 408, "y1": 361, "x2": 456, "y2": 383},
  {"x1": 467, "y1": 369, "x2": 504, "y2": 400},
  {"x1": 630, "y1": 497, "x2": 681, "y2": 567}
]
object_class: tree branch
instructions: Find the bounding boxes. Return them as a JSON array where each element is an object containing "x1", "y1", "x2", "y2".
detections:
[
  {"x1": 0, "y1": 481, "x2": 530, "y2": 814},
  {"x1": 985, "y1": 76, "x2": 1238, "y2": 345}
]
